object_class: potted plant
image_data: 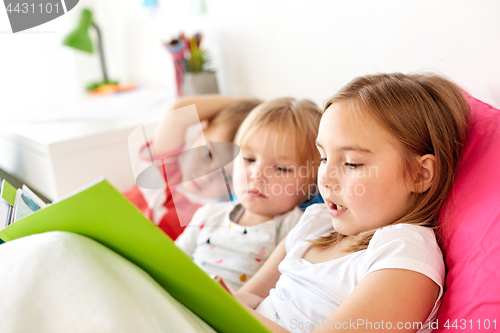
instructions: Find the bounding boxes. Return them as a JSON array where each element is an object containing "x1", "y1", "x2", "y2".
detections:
[{"x1": 165, "y1": 33, "x2": 219, "y2": 96}]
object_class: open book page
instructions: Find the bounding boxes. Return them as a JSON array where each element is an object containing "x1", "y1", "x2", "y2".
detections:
[
  {"x1": 21, "y1": 185, "x2": 48, "y2": 209},
  {"x1": 0, "y1": 197, "x2": 12, "y2": 231},
  {"x1": 13, "y1": 187, "x2": 45, "y2": 223}
]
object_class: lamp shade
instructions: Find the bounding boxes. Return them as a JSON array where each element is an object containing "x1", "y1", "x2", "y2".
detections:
[{"x1": 63, "y1": 9, "x2": 93, "y2": 53}]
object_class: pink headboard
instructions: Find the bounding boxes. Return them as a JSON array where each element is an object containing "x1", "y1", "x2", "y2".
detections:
[{"x1": 436, "y1": 94, "x2": 500, "y2": 332}]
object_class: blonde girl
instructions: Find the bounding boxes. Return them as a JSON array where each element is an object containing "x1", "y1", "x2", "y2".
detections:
[
  {"x1": 125, "y1": 96, "x2": 262, "y2": 240},
  {"x1": 176, "y1": 98, "x2": 323, "y2": 292},
  {"x1": 235, "y1": 73, "x2": 469, "y2": 333}
]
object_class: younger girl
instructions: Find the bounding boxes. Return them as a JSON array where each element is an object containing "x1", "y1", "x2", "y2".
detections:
[
  {"x1": 125, "y1": 96, "x2": 262, "y2": 240},
  {"x1": 235, "y1": 73, "x2": 469, "y2": 332},
  {"x1": 176, "y1": 98, "x2": 322, "y2": 292}
]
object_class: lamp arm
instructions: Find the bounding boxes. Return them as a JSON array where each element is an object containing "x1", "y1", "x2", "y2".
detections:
[{"x1": 92, "y1": 22, "x2": 109, "y2": 83}]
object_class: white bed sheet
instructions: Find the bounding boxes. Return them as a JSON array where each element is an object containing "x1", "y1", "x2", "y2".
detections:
[{"x1": 0, "y1": 231, "x2": 216, "y2": 333}]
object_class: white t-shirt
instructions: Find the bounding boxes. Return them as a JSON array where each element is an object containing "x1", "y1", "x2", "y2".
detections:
[
  {"x1": 256, "y1": 204, "x2": 445, "y2": 333},
  {"x1": 175, "y1": 202, "x2": 303, "y2": 292}
]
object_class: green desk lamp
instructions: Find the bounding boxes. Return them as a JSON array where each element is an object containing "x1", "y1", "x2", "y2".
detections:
[{"x1": 63, "y1": 9, "x2": 117, "y2": 91}]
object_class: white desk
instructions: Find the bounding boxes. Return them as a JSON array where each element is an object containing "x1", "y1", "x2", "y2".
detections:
[{"x1": 0, "y1": 90, "x2": 171, "y2": 201}]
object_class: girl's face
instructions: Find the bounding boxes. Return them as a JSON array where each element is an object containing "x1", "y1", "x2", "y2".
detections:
[
  {"x1": 232, "y1": 127, "x2": 309, "y2": 220},
  {"x1": 179, "y1": 125, "x2": 232, "y2": 200},
  {"x1": 316, "y1": 102, "x2": 415, "y2": 237}
]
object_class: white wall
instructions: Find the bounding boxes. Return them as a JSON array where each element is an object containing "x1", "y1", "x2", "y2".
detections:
[
  {"x1": 1, "y1": 0, "x2": 500, "y2": 114},
  {"x1": 0, "y1": 4, "x2": 78, "y2": 119},
  {"x1": 105, "y1": 0, "x2": 500, "y2": 108}
]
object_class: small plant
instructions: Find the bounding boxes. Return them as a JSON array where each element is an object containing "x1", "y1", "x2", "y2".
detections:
[
  {"x1": 185, "y1": 35, "x2": 213, "y2": 73},
  {"x1": 165, "y1": 32, "x2": 215, "y2": 95}
]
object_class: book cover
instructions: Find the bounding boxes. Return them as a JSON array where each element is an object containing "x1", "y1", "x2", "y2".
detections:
[
  {"x1": 0, "y1": 179, "x2": 269, "y2": 333},
  {"x1": 0, "y1": 179, "x2": 16, "y2": 230}
]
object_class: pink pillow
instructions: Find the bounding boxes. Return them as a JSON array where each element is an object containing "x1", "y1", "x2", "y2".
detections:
[{"x1": 435, "y1": 94, "x2": 500, "y2": 332}]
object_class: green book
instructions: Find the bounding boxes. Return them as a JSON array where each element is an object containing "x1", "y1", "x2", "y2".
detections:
[
  {"x1": 0, "y1": 179, "x2": 270, "y2": 333},
  {"x1": 1, "y1": 179, "x2": 17, "y2": 206}
]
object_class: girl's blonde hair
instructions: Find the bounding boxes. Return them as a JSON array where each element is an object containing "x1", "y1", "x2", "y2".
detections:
[
  {"x1": 234, "y1": 97, "x2": 323, "y2": 198},
  {"x1": 206, "y1": 99, "x2": 263, "y2": 141},
  {"x1": 312, "y1": 73, "x2": 469, "y2": 252}
]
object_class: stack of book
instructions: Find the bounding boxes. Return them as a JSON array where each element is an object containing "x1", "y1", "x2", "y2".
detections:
[{"x1": 1, "y1": 179, "x2": 47, "y2": 231}]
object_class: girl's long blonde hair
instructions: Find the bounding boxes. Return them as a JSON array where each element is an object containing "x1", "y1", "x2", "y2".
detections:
[{"x1": 311, "y1": 73, "x2": 469, "y2": 252}]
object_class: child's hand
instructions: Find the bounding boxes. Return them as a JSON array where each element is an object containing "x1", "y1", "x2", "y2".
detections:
[{"x1": 233, "y1": 291, "x2": 264, "y2": 310}]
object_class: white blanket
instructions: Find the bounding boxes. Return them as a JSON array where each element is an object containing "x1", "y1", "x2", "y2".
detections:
[{"x1": 0, "y1": 231, "x2": 216, "y2": 333}]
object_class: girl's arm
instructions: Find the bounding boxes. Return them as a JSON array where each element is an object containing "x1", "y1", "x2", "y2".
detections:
[
  {"x1": 152, "y1": 95, "x2": 247, "y2": 155},
  {"x1": 237, "y1": 236, "x2": 287, "y2": 299},
  {"x1": 241, "y1": 268, "x2": 439, "y2": 333},
  {"x1": 310, "y1": 268, "x2": 439, "y2": 333},
  {"x1": 234, "y1": 297, "x2": 292, "y2": 333}
]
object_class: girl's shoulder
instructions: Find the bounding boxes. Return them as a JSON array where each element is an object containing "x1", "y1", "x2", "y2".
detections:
[
  {"x1": 276, "y1": 206, "x2": 303, "y2": 226},
  {"x1": 285, "y1": 204, "x2": 333, "y2": 252},
  {"x1": 370, "y1": 223, "x2": 439, "y2": 250},
  {"x1": 274, "y1": 206, "x2": 304, "y2": 245},
  {"x1": 190, "y1": 202, "x2": 234, "y2": 226},
  {"x1": 366, "y1": 223, "x2": 442, "y2": 260},
  {"x1": 362, "y1": 223, "x2": 445, "y2": 286}
]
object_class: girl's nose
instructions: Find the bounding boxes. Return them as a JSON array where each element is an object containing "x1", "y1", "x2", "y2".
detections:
[
  {"x1": 318, "y1": 163, "x2": 337, "y2": 190},
  {"x1": 249, "y1": 163, "x2": 266, "y2": 183}
]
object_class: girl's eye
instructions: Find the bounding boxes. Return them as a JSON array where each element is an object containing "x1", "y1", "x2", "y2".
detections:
[
  {"x1": 319, "y1": 158, "x2": 327, "y2": 164},
  {"x1": 275, "y1": 166, "x2": 290, "y2": 172},
  {"x1": 243, "y1": 157, "x2": 255, "y2": 163},
  {"x1": 345, "y1": 162, "x2": 363, "y2": 169}
]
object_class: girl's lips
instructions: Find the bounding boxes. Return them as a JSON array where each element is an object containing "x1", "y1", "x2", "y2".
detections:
[
  {"x1": 328, "y1": 206, "x2": 348, "y2": 217},
  {"x1": 326, "y1": 200, "x2": 348, "y2": 217},
  {"x1": 248, "y1": 189, "x2": 266, "y2": 198}
]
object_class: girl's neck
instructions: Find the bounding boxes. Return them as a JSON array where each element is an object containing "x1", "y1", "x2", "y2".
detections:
[
  {"x1": 338, "y1": 235, "x2": 356, "y2": 249},
  {"x1": 236, "y1": 209, "x2": 273, "y2": 227},
  {"x1": 303, "y1": 235, "x2": 357, "y2": 264}
]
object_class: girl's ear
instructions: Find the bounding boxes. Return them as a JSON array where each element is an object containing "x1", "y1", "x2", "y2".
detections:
[{"x1": 412, "y1": 154, "x2": 436, "y2": 193}]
